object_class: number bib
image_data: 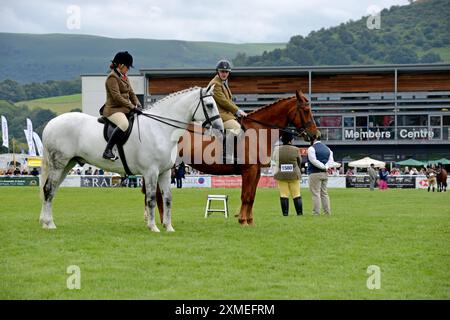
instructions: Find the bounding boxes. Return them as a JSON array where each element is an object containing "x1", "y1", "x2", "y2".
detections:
[{"x1": 280, "y1": 164, "x2": 294, "y2": 172}]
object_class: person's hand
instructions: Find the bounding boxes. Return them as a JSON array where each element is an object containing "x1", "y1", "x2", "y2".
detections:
[
  {"x1": 236, "y1": 109, "x2": 247, "y2": 117},
  {"x1": 133, "y1": 106, "x2": 143, "y2": 115}
]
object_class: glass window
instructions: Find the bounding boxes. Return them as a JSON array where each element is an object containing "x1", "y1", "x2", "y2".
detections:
[
  {"x1": 356, "y1": 116, "x2": 367, "y2": 127},
  {"x1": 442, "y1": 116, "x2": 450, "y2": 126},
  {"x1": 431, "y1": 128, "x2": 441, "y2": 139},
  {"x1": 397, "y1": 115, "x2": 428, "y2": 126},
  {"x1": 430, "y1": 116, "x2": 441, "y2": 126},
  {"x1": 369, "y1": 115, "x2": 395, "y2": 128},
  {"x1": 315, "y1": 116, "x2": 342, "y2": 127},
  {"x1": 344, "y1": 117, "x2": 354, "y2": 127}
]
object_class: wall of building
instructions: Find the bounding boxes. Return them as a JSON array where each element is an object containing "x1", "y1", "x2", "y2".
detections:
[{"x1": 82, "y1": 75, "x2": 145, "y2": 117}]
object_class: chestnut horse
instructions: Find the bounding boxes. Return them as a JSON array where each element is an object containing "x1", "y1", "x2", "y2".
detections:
[
  {"x1": 147, "y1": 90, "x2": 319, "y2": 226},
  {"x1": 437, "y1": 166, "x2": 448, "y2": 192}
]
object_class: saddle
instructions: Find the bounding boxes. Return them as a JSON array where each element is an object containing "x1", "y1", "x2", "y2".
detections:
[{"x1": 98, "y1": 113, "x2": 136, "y2": 175}]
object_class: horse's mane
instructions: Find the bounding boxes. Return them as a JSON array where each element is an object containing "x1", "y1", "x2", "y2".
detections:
[
  {"x1": 247, "y1": 96, "x2": 295, "y2": 116},
  {"x1": 145, "y1": 86, "x2": 200, "y2": 110}
]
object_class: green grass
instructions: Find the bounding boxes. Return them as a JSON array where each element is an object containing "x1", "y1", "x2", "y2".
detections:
[
  {"x1": 0, "y1": 187, "x2": 449, "y2": 299},
  {"x1": 15, "y1": 94, "x2": 81, "y2": 115}
]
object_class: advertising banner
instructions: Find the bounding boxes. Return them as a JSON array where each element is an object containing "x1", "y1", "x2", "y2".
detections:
[
  {"x1": 0, "y1": 176, "x2": 39, "y2": 186},
  {"x1": 346, "y1": 175, "x2": 416, "y2": 188}
]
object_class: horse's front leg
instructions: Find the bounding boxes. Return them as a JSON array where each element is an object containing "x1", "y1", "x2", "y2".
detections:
[
  {"x1": 158, "y1": 170, "x2": 175, "y2": 232},
  {"x1": 245, "y1": 165, "x2": 261, "y2": 226},
  {"x1": 143, "y1": 172, "x2": 160, "y2": 232}
]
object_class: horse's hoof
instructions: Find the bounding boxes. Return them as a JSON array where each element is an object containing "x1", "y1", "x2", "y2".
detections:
[
  {"x1": 165, "y1": 225, "x2": 175, "y2": 232},
  {"x1": 239, "y1": 220, "x2": 248, "y2": 226},
  {"x1": 42, "y1": 222, "x2": 57, "y2": 230},
  {"x1": 148, "y1": 225, "x2": 160, "y2": 233}
]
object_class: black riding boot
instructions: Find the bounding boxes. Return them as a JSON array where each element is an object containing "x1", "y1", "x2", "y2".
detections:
[
  {"x1": 102, "y1": 127, "x2": 125, "y2": 160},
  {"x1": 280, "y1": 197, "x2": 289, "y2": 216},
  {"x1": 293, "y1": 196, "x2": 303, "y2": 216}
]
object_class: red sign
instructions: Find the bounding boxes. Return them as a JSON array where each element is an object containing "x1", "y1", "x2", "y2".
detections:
[{"x1": 211, "y1": 176, "x2": 277, "y2": 188}]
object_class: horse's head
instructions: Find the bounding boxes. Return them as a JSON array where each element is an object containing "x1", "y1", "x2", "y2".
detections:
[
  {"x1": 192, "y1": 85, "x2": 224, "y2": 133},
  {"x1": 288, "y1": 90, "x2": 320, "y2": 142}
]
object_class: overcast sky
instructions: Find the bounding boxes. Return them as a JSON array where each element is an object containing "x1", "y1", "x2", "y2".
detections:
[{"x1": 0, "y1": 0, "x2": 409, "y2": 43}]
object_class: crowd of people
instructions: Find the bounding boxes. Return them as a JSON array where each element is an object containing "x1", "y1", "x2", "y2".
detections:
[{"x1": 0, "y1": 167, "x2": 40, "y2": 176}]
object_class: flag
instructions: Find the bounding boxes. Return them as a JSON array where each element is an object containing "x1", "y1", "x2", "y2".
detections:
[
  {"x1": 25, "y1": 118, "x2": 36, "y2": 156},
  {"x1": 1, "y1": 115, "x2": 8, "y2": 149},
  {"x1": 32, "y1": 132, "x2": 44, "y2": 156}
]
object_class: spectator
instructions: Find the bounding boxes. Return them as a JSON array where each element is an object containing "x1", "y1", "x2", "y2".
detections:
[
  {"x1": 271, "y1": 131, "x2": 303, "y2": 216},
  {"x1": 171, "y1": 166, "x2": 176, "y2": 185},
  {"x1": 85, "y1": 167, "x2": 93, "y2": 175},
  {"x1": 14, "y1": 167, "x2": 21, "y2": 175},
  {"x1": 378, "y1": 167, "x2": 389, "y2": 190},
  {"x1": 368, "y1": 163, "x2": 378, "y2": 191},
  {"x1": 98, "y1": 169, "x2": 104, "y2": 175},
  {"x1": 175, "y1": 162, "x2": 186, "y2": 188},
  {"x1": 346, "y1": 168, "x2": 354, "y2": 176},
  {"x1": 307, "y1": 133, "x2": 334, "y2": 216},
  {"x1": 30, "y1": 167, "x2": 39, "y2": 176}
]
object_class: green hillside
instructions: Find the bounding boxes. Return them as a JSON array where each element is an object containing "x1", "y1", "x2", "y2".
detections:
[
  {"x1": 0, "y1": 33, "x2": 284, "y2": 83},
  {"x1": 15, "y1": 94, "x2": 81, "y2": 115},
  {"x1": 235, "y1": 0, "x2": 450, "y2": 66}
]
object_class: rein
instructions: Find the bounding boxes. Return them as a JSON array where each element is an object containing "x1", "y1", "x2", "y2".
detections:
[
  {"x1": 241, "y1": 101, "x2": 311, "y2": 137},
  {"x1": 136, "y1": 89, "x2": 219, "y2": 137}
]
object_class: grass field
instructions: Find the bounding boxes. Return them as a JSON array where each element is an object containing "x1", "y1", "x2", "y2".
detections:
[
  {"x1": 0, "y1": 187, "x2": 449, "y2": 300},
  {"x1": 15, "y1": 94, "x2": 81, "y2": 115}
]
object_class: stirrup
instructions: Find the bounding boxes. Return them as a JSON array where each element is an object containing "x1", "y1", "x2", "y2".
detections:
[{"x1": 103, "y1": 150, "x2": 118, "y2": 161}]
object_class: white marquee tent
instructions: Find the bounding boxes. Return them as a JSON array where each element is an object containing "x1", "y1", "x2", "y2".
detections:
[{"x1": 348, "y1": 157, "x2": 385, "y2": 168}]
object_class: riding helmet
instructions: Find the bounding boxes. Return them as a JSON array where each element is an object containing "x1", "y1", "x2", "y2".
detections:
[
  {"x1": 112, "y1": 51, "x2": 134, "y2": 68},
  {"x1": 216, "y1": 59, "x2": 232, "y2": 72},
  {"x1": 280, "y1": 131, "x2": 294, "y2": 144}
]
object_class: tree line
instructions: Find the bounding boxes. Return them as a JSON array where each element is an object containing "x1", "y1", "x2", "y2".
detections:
[
  {"x1": 0, "y1": 78, "x2": 81, "y2": 103},
  {"x1": 0, "y1": 100, "x2": 57, "y2": 152},
  {"x1": 234, "y1": 0, "x2": 449, "y2": 67}
]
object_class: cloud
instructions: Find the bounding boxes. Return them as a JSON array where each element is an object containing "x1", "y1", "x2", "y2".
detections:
[{"x1": 0, "y1": 0, "x2": 410, "y2": 43}]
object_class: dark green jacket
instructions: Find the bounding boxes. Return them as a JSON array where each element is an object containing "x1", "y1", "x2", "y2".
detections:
[{"x1": 272, "y1": 145, "x2": 302, "y2": 180}]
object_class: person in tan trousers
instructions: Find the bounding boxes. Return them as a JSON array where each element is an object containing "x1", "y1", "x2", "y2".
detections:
[{"x1": 307, "y1": 133, "x2": 334, "y2": 216}]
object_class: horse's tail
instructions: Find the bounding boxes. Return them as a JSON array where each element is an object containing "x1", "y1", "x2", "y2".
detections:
[{"x1": 39, "y1": 146, "x2": 50, "y2": 201}]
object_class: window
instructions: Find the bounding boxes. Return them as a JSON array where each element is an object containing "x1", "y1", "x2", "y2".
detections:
[
  {"x1": 397, "y1": 115, "x2": 428, "y2": 126},
  {"x1": 315, "y1": 116, "x2": 342, "y2": 127}
]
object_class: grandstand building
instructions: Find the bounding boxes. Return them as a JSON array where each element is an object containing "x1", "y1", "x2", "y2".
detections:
[{"x1": 82, "y1": 63, "x2": 450, "y2": 163}]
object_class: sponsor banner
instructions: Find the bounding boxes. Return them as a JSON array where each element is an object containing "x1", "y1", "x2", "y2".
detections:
[
  {"x1": 80, "y1": 176, "x2": 121, "y2": 188},
  {"x1": 32, "y1": 132, "x2": 44, "y2": 157},
  {"x1": 346, "y1": 175, "x2": 416, "y2": 188},
  {"x1": 300, "y1": 176, "x2": 346, "y2": 188},
  {"x1": 1, "y1": 115, "x2": 8, "y2": 149},
  {"x1": 178, "y1": 176, "x2": 211, "y2": 188},
  {"x1": 416, "y1": 176, "x2": 450, "y2": 189},
  {"x1": 0, "y1": 176, "x2": 39, "y2": 186},
  {"x1": 212, "y1": 176, "x2": 242, "y2": 188},
  {"x1": 60, "y1": 175, "x2": 81, "y2": 187},
  {"x1": 25, "y1": 118, "x2": 36, "y2": 156},
  {"x1": 258, "y1": 176, "x2": 277, "y2": 188}
]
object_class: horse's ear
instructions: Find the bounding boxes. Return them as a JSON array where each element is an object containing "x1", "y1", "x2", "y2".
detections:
[{"x1": 296, "y1": 90, "x2": 309, "y2": 103}]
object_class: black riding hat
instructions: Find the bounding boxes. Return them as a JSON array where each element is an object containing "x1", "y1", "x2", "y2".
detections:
[
  {"x1": 281, "y1": 131, "x2": 294, "y2": 144},
  {"x1": 216, "y1": 59, "x2": 232, "y2": 72},
  {"x1": 112, "y1": 51, "x2": 134, "y2": 68}
]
